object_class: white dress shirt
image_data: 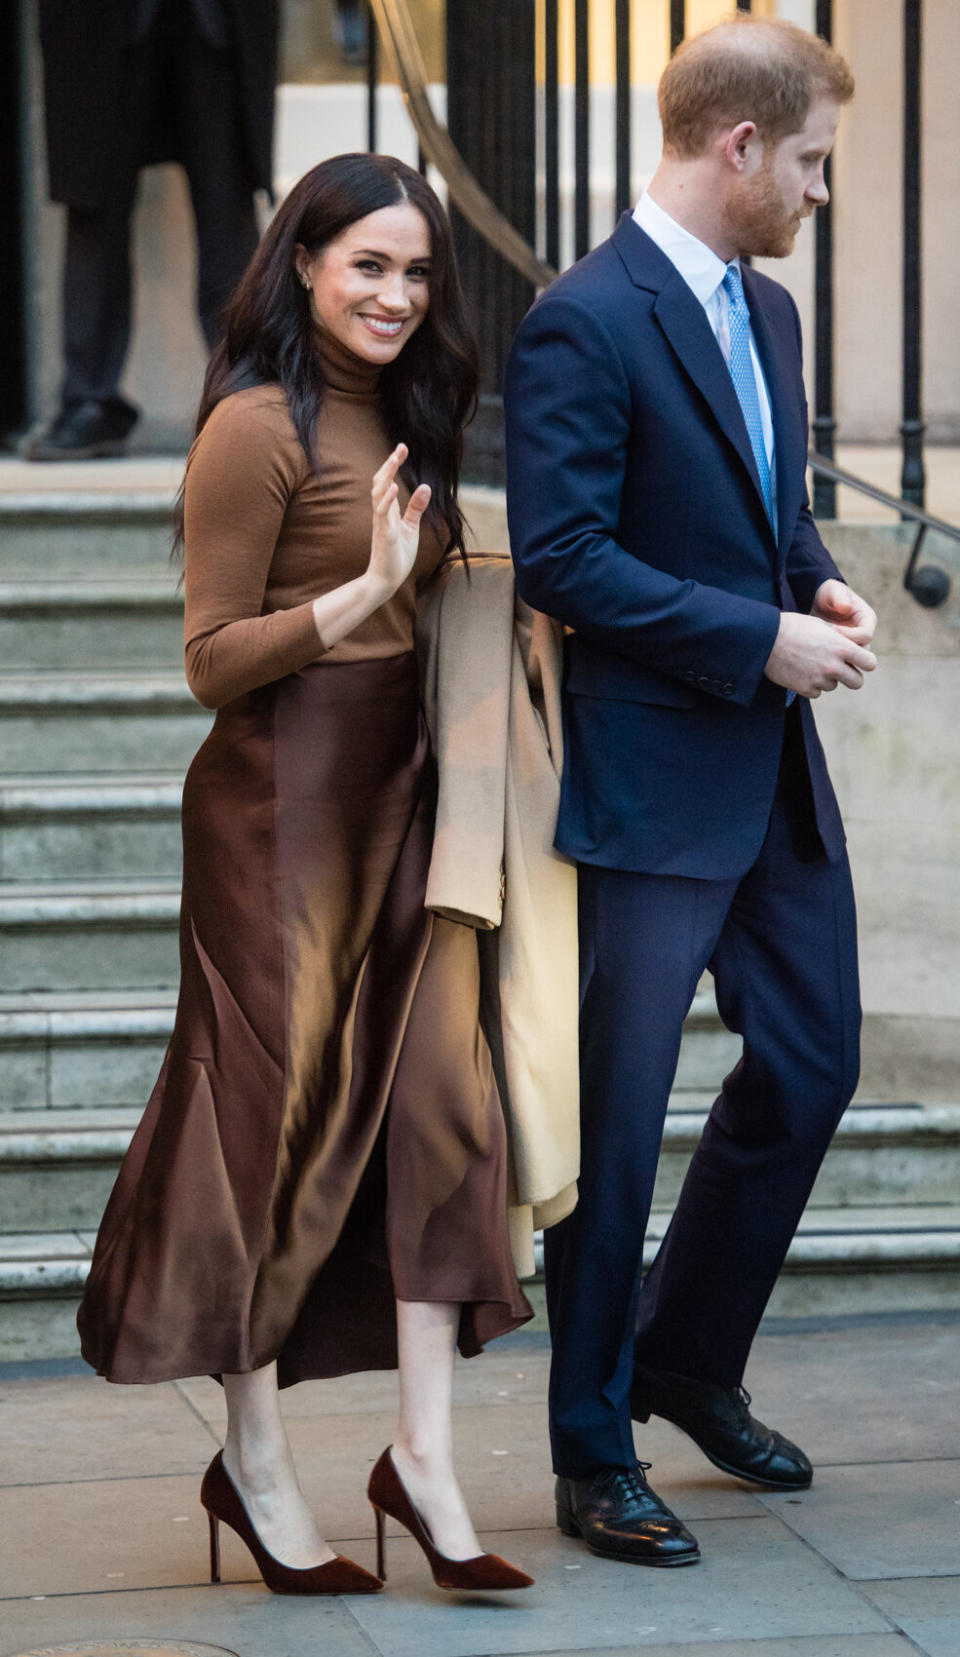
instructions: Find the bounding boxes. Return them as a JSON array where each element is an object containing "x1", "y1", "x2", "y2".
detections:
[{"x1": 633, "y1": 190, "x2": 777, "y2": 531}]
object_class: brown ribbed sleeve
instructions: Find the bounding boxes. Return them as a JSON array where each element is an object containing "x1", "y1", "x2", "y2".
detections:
[{"x1": 183, "y1": 389, "x2": 327, "y2": 710}]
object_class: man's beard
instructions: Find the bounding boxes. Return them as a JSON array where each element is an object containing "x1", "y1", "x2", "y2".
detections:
[{"x1": 728, "y1": 163, "x2": 802, "y2": 259}]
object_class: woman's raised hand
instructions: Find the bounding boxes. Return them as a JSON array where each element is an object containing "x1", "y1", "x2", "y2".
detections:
[{"x1": 368, "y1": 444, "x2": 432, "y2": 598}]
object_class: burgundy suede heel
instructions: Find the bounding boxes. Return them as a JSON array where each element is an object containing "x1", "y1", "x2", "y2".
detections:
[
  {"x1": 201, "y1": 1451, "x2": 382, "y2": 1594},
  {"x1": 367, "y1": 1446, "x2": 534, "y2": 1591}
]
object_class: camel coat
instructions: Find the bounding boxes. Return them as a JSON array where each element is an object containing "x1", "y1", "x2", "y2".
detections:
[{"x1": 417, "y1": 552, "x2": 580, "y2": 1278}]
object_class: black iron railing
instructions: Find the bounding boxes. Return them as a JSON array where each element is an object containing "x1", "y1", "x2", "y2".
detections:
[
  {"x1": 808, "y1": 453, "x2": 953, "y2": 608},
  {"x1": 365, "y1": 0, "x2": 934, "y2": 515}
]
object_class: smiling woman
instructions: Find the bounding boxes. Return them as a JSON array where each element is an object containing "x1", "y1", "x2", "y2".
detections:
[
  {"x1": 75, "y1": 152, "x2": 534, "y2": 1600},
  {"x1": 295, "y1": 204, "x2": 432, "y2": 361}
]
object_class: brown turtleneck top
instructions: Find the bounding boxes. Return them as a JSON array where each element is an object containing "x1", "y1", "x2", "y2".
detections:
[{"x1": 182, "y1": 332, "x2": 446, "y2": 710}]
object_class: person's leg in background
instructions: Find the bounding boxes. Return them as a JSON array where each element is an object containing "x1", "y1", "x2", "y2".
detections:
[
  {"x1": 23, "y1": 34, "x2": 156, "y2": 459},
  {"x1": 175, "y1": 21, "x2": 260, "y2": 350}
]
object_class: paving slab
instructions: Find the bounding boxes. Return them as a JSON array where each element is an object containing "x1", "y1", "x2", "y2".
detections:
[
  {"x1": 514, "y1": 1643, "x2": 913, "y2": 1657},
  {"x1": 173, "y1": 1339, "x2": 553, "y2": 1423},
  {"x1": 759, "y1": 1459, "x2": 960, "y2": 1581},
  {"x1": 0, "y1": 1472, "x2": 379, "y2": 1599},
  {"x1": 0, "y1": 1583, "x2": 374, "y2": 1657},
  {"x1": 738, "y1": 1317, "x2": 960, "y2": 1466},
  {"x1": 0, "y1": 1374, "x2": 217, "y2": 1487},
  {"x1": 346, "y1": 1519, "x2": 890, "y2": 1657},
  {"x1": 860, "y1": 1576, "x2": 960, "y2": 1657}
]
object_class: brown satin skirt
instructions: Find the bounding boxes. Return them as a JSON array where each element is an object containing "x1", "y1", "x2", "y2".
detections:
[{"x1": 77, "y1": 653, "x2": 531, "y2": 1386}]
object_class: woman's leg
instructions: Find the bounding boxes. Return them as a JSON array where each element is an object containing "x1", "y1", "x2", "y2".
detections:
[
  {"x1": 391, "y1": 1299, "x2": 481, "y2": 1560},
  {"x1": 221, "y1": 1361, "x2": 335, "y2": 1568}
]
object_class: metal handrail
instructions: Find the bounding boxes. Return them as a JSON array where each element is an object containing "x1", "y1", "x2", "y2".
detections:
[
  {"x1": 368, "y1": 0, "x2": 556, "y2": 289},
  {"x1": 808, "y1": 452, "x2": 955, "y2": 608}
]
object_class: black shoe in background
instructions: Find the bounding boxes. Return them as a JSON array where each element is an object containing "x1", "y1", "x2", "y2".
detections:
[
  {"x1": 20, "y1": 396, "x2": 139, "y2": 461},
  {"x1": 631, "y1": 1362, "x2": 813, "y2": 1490},
  {"x1": 555, "y1": 1462, "x2": 700, "y2": 1566}
]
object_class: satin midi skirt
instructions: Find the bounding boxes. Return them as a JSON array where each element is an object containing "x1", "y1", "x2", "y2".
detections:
[{"x1": 77, "y1": 653, "x2": 531, "y2": 1385}]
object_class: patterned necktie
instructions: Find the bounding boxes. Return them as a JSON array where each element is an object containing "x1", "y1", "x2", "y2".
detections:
[
  {"x1": 722, "y1": 264, "x2": 774, "y2": 527},
  {"x1": 723, "y1": 264, "x2": 793, "y2": 703}
]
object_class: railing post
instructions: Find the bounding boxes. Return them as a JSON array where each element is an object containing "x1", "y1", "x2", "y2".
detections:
[
  {"x1": 812, "y1": 0, "x2": 836, "y2": 517},
  {"x1": 901, "y1": 0, "x2": 925, "y2": 508},
  {"x1": 446, "y1": 1, "x2": 536, "y2": 486},
  {"x1": 545, "y1": 0, "x2": 560, "y2": 270},
  {"x1": 574, "y1": 0, "x2": 590, "y2": 259},
  {"x1": 614, "y1": 0, "x2": 631, "y2": 220},
  {"x1": 670, "y1": 0, "x2": 685, "y2": 56},
  {"x1": 366, "y1": 0, "x2": 378, "y2": 152}
]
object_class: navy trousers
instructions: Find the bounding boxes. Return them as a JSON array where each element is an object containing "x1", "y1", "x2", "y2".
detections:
[{"x1": 544, "y1": 710, "x2": 861, "y2": 1477}]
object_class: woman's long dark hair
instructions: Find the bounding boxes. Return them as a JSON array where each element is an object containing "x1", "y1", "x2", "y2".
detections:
[{"x1": 173, "y1": 152, "x2": 478, "y2": 558}]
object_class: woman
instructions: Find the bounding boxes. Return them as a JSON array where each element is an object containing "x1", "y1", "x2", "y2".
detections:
[{"x1": 77, "y1": 153, "x2": 533, "y2": 1596}]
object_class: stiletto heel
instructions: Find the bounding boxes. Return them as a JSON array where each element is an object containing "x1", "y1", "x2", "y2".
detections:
[
  {"x1": 208, "y1": 1509, "x2": 221, "y2": 1583},
  {"x1": 200, "y1": 1451, "x2": 382, "y2": 1594},
  {"x1": 367, "y1": 1446, "x2": 534, "y2": 1591},
  {"x1": 373, "y1": 1502, "x2": 387, "y2": 1580}
]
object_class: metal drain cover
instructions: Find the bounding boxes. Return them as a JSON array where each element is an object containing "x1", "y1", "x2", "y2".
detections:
[{"x1": 7, "y1": 1645, "x2": 238, "y2": 1657}]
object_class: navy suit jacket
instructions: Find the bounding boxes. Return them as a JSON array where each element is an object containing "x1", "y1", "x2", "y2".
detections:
[{"x1": 504, "y1": 214, "x2": 846, "y2": 880}]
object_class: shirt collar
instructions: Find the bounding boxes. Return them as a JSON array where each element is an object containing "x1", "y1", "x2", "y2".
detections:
[{"x1": 633, "y1": 190, "x2": 735, "y2": 308}]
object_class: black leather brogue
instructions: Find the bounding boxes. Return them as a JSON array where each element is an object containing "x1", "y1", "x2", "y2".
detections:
[
  {"x1": 21, "y1": 396, "x2": 139, "y2": 462},
  {"x1": 555, "y1": 1463, "x2": 700, "y2": 1566},
  {"x1": 631, "y1": 1363, "x2": 813, "y2": 1490}
]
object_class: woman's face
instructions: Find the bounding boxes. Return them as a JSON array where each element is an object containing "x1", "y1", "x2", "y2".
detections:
[{"x1": 296, "y1": 203, "x2": 432, "y2": 364}]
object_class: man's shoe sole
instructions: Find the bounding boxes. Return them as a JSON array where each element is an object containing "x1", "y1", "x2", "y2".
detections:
[{"x1": 556, "y1": 1507, "x2": 701, "y2": 1566}]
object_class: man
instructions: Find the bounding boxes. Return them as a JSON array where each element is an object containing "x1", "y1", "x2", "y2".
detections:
[
  {"x1": 505, "y1": 18, "x2": 876, "y2": 1567},
  {"x1": 24, "y1": 0, "x2": 277, "y2": 460}
]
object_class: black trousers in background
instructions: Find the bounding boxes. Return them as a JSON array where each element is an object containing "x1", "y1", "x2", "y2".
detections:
[
  {"x1": 544, "y1": 708, "x2": 862, "y2": 1478},
  {"x1": 62, "y1": 5, "x2": 259, "y2": 407}
]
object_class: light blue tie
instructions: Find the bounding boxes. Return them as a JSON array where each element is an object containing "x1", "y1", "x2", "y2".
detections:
[
  {"x1": 722, "y1": 264, "x2": 773, "y2": 528},
  {"x1": 723, "y1": 265, "x2": 793, "y2": 703}
]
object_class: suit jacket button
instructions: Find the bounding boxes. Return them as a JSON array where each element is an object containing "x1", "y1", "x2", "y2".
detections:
[
  {"x1": 684, "y1": 669, "x2": 696, "y2": 681},
  {"x1": 710, "y1": 679, "x2": 723, "y2": 694},
  {"x1": 698, "y1": 675, "x2": 710, "y2": 688},
  {"x1": 722, "y1": 682, "x2": 735, "y2": 696}
]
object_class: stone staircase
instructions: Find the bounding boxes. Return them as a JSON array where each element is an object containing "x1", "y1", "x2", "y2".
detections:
[{"x1": 1, "y1": 477, "x2": 959, "y2": 1362}]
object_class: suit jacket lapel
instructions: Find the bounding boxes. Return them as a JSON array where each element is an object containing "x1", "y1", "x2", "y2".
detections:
[
  {"x1": 652, "y1": 273, "x2": 774, "y2": 531},
  {"x1": 741, "y1": 267, "x2": 804, "y2": 557},
  {"x1": 612, "y1": 218, "x2": 775, "y2": 540}
]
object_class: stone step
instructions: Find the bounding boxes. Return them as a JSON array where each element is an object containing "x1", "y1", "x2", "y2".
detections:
[
  {"x1": 0, "y1": 671, "x2": 211, "y2": 772},
  {"x1": 8, "y1": 1204, "x2": 960, "y2": 1361},
  {"x1": 0, "y1": 882, "x2": 181, "y2": 993},
  {"x1": 672, "y1": 991, "x2": 742, "y2": 1091},
  {"x1": 0, "y1": 986, "x2": 730, "y2": 1115},
  {"x1": 0, "y1": 774, "x2": 183, "y2": 882},
  {"x1": 0, "y1": 580, "x2": 184, "y2": 670},
  {"x1": 651, "y1": 1205, "x2": 960, "y2": 1321},
  {"x1": 654, "y1": 1096, "x2": 960, "y2": 1210},
  {"x1": 0, "y1": 1110, "x2": 142, "y2": 1232},
  {"x1": 6, "y1": 1097, "x2": 959, "y2": 1237},
  {"x1": 0, "y1": 493, "x2": 176, "y2": 578},
  {"x1": 0, "y1": 989, "x2": 176, "y2": 1111}
]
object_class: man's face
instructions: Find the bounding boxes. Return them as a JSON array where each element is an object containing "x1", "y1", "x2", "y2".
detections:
[{"x1": 729, "y1": 96, "x2": 840, "y2": 259}]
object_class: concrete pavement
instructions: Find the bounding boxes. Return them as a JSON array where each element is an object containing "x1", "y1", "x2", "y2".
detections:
[{"x1": 2, "y1": 1313, "x2": 960, "y2": 1657}]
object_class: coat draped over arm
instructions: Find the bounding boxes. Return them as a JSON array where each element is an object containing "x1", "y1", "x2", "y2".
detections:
[{"x1": 417, "y1": 552, "x2": 580, "y2": 1278}]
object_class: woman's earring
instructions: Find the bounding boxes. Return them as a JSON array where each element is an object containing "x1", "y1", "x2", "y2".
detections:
[{"x1": 300, "y1": 274, "x2": 311, "y2": 290}]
